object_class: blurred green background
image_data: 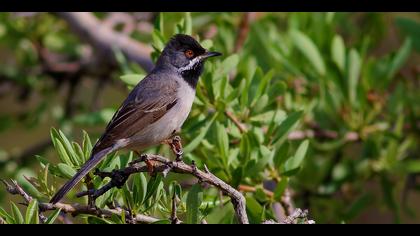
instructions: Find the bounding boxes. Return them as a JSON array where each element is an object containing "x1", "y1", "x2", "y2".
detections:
[{"x1": 0, "y1": 12, "x2": 419, "y2": 224}]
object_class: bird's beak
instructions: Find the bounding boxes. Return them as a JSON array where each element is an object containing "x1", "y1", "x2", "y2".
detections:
[{"x1": 200, "y1": 51, "x2": 222, "y2": 60}]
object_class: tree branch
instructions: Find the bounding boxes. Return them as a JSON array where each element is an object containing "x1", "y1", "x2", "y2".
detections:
[
  {"x1": 262, "y1": 209, "x2": 315, "y2": 224},
  {"x1": 225, "y1": 110, "x2": 247, "y2": 133},
  {"x1": 55, "y1": 12, "x2": 154, "y2": 73},
  {"x1": 76, "y1": 154, "x2": 249, "y2": 224},
  {"x1": 233, "y1": 12, "x2": 257, "y2": 53},
  {"x1": 1, "y1": 179, "x2": 160, "y2": 224},
  {"x1": 1, "y1": 179, "x2": 47, "y2": 223}
]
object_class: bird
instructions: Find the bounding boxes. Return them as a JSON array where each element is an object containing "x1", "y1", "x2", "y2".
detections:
[{"x1": 50, "y1": 34, "x2": 222, "y2": 204}]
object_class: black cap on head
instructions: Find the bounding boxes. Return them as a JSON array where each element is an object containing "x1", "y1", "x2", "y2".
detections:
[
  {"x1": 166, "y1": 34, "x2": 206, "y2": 55},
  {"x1": 156, "y1": 34, "x2": 221, "y2": 89}
]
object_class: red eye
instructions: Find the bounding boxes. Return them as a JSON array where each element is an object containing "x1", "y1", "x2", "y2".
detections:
[{"x1": 185, "y1": 49, "x2": 194, "y2": 58}]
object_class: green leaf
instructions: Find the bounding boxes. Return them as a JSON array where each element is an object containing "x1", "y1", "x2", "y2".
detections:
[
  {"x1": 51, "y1": 128, "x2": 71, "y2": 165},
  {"x1": 395, "y1": 17, "x2": 420, "y2": 51},
  {"x1": 25, "y1": 199, "x2": 39, "y2": 224},
  {"x1": 273, "y1": 177, "x2": 289, "y2": 201},
  {"x1": 273, "y1": 142, "x2": 290, "y2": 168},
  {"x1": 11, "y1": 202, "x2": 24, "y2": 224},
  {"x1": 347, "y1": 49, "x2": 361, "y2": 106},
  {"x1": 152, "y1": 219, "x2": 171, "y2": 224},
  {"x1": 45, "y1": 209, "x2": 61, "y2": 224},
  {"x1": 284, "y1": 140, "x2": 309, "y2": 173},
  {"x1": 380, "y1": 174, "x2": 400, "y2": 222},
  {"x1": 343, "y1": 194, "x2": 373, "y2": 221},
  {"x1": 183, "y1": 113, "x2": 217, "y2": 153},
  {"x1": 152, "y1": 29, "x2": 165, "y2": 52},
  {"x1": 216, "y1": 122, "x2": 229, "y2": 166},
  {"x1": 133, "y1": 173, "x2": 147, "y2": 206},
  {"x1": 200, "y1": 39, "x2": 213, "y2": 49},
  {"x1": 0, "y1": 206, "x2": 14, "y2": 224},
  {"x1": 331, "y1": 34, "x2": 346, "y2": 72},
  {"x1": 82, "y1": 130, "x2": 92, "y2": 161},
  {"x1": 220, "y1": 54, "x2": 239, "y2": 77},
  {"x1": 154, "y1": 12, "x2": 164, "y2": 34},
  {"x1": 121, "y1": 184, "x2": 134, "y2": 210},
  {"x1": 253, "y1": 145, "x2": 274, "y2": 172},
  {"x1": 186, "y1": 184, "x2": 203, "y2": 224},
  {"x1": 245, "y1": 196, "x2": 263, "y2": 224},
  {"x1": 253, "y1": 94, "x2": 269, "y2": 114},
  {"x1": 144, "y1": 175, "x2": 163, "y2": 204},
  {"x1": 57, "y1": 163, "x2": 77, "y2": 179},
  {"x1": 58, "y1": 130, "x2": 80, "y2": 166},
  {"x1": 239, "y1": 133, "x2": 251, "y2": 162},
  {"x1": 272, "y1": 111, "x2": 303, "y2": 146},
  {"x1": 252, "y1": 69, "x2": 275, "y2": 106},
  {"x1": 387, "y1": 37, "x2": 412, "y2": 79},
  {"x1": 120, "y1": 74, "x2": 144, "y2": 88},
  {"x1": 72, "y1": 142, "x2": 84, "y2": 165},
  {"x1": 290, "y1": 29, "x2": 326, "y2": 76},
  {"x1": 231, "y1": 167, "x2": 243, "y2": 188},
  {"x1": 184, "y1": 12, "x2": 192, "y2": 35}
]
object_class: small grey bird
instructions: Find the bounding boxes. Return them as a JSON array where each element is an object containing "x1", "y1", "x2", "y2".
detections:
[{"x1": 50, "y1": 34, "x2": 221, "y2": 204}]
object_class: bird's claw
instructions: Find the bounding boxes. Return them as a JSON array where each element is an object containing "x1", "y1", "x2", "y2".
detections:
[{"x1": 170, "y1": 136, "x2": 183, "y2": 161}]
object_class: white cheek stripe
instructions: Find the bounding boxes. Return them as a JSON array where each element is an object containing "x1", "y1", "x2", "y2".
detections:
[{"x1": 177, "y1": 56, "x2": 202, "y2": 73}]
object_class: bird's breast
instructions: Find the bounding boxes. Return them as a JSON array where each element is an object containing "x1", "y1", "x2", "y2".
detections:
[{"x1": 129, "y1": 79, "x2": 196, "y2": 150}]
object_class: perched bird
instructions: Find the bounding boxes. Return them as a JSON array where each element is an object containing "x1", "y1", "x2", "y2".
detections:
[{"x1": 50, "y1": 34, "x2": 221, "y2": 204}]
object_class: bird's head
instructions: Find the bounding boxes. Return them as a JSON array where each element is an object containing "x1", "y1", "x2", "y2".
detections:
[{"x1": 157, "y1": 34, "x2": 222, "y2": 80}]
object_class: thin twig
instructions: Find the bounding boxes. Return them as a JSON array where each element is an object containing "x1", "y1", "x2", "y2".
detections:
[
  {"x1": 262, "y1": 208, "x2": 315, "y2": 224},
  {"x1": 238, "y1": 184, "x2": 295, "y2": 216},
  {"x1": 170, "y1": 191, "x2": 181, "y2": 224},
  {"x1": 1, "y1": 179, "x2": 160, "y2": 224},
  {"x1": 225, "y1": 111, "x2": 247, "y2": 133},
  {"x1": 2, "y1": 180, "x2": 47, "y2": 223},
  {"x1": 77, "y1": 154, "x2": 249, "y2": 224}
]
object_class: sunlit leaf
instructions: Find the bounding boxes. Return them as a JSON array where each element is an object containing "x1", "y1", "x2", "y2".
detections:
[
  {"x1": 186, "y1": 184, "x2": 203, "y2": 224},
  {"x1": 290, "y1": 29, "x2": 326, "y2": 76}
]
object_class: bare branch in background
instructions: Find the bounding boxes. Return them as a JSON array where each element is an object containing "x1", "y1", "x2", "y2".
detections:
[
  {"x1": 55, "y1": 12, "x2": 154, "y2": 73},
  {"x1": 0, "y1": 139, "x2": 52, "y2": 169},
  {"x1": 234, "y1": 12, "x2": 257, "y2": 53},
  {"x1": 103, "y1": 12, "x2": 136, "y2": 35}
]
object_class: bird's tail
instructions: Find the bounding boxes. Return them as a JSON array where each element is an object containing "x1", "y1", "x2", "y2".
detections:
[{"x1": 50, "y1": 147, "x2": 113, "y2": 204}]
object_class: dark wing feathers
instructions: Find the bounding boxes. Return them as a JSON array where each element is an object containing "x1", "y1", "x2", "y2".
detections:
[{"x1": 92, "y1": 73, "x2": 179, "y2": 154}]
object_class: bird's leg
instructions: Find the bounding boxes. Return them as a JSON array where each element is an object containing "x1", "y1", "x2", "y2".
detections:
[
  {"x1": 84, "y1": 173, "x2": 98, "y2": 209},
  {"x1": 167, "y1": 136, "x2": 183, "y2": 161},
  {"x1": 134, "y1": 152, "x2": 155, "y2": 176}
]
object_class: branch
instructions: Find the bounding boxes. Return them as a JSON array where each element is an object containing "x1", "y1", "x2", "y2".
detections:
[
  {"x1": 1, "y1": 179, "x2": 47, "y2": 223},
  {"x1": 0, "y1": 138, "x2": 52, "y2": 168},
  {"x1": 77, "y1": 154, "x2": 249, "y2": 224},
  {"x1": 233, "y1": 12, "x2": 257, "y2": 53},
  {"x1": 55, "y1": 12, "x2": 154, "y2": 73},
  {"x1": 262, "y1": 209, "x2": 315, "y2": 224},
  {"x1": 238, "y1": 184, "x2": 295, "y2": 216},
  {"x1": 1, "y1": 179, "x2": 160, "y2": 224},
  {"x1": 170, "y1": 190, "x2": 182, "y2": 224},
  {"x1": 225, "y1": 110, "x2": 247, "y2": 133}
]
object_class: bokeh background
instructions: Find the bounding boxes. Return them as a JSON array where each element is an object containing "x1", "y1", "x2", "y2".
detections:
[{"x1": 0, "y1": 12, "x2": 419, "y2": 224}]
